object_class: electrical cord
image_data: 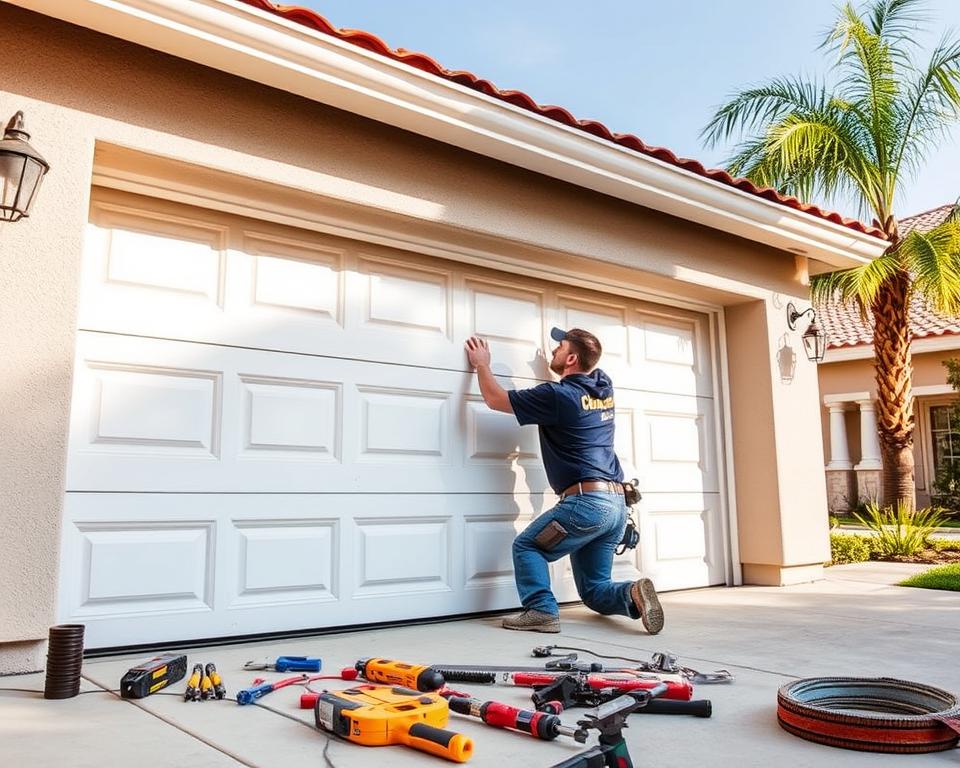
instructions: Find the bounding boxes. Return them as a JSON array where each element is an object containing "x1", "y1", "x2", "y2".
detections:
[{"x1": 0, "y1": 685, "x2": 338, "y2": 767}]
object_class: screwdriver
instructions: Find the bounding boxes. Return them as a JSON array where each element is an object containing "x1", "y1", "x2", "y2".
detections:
[{"x1": 443, "y1": 693, "x2": 586, "y2": 742}]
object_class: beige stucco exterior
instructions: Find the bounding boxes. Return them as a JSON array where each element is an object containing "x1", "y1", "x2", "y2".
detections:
[
  {"x1": 819, "y1": 347, "x2": 960, "y2": 509},
  {"x1": 1, "y1": 5, "x2": 853, "y2": 671}
]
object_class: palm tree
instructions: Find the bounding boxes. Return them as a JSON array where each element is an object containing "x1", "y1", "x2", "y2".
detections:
[{"x1": 702, "y1": 0, "x2": 960, "y2": 507}]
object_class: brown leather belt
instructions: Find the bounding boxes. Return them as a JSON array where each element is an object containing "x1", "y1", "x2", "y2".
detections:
[{"x1": 559, "y1": 480, "x2": 624, "y2": 499}]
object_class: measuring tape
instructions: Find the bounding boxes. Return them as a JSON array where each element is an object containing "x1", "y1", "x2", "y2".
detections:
[{"x1": 777, "y1": 677, "x2": 960, "y2": 753}]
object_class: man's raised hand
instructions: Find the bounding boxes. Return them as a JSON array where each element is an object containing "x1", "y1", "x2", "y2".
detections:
[{"x1": 464, "y1": 336, "x2": 492, "y2": 370}]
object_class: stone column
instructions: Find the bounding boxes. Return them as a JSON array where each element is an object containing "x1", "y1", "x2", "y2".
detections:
[
  {"x1": 825, "y1": 403, "x2": 855, "y2": 514},
  {"x1": 855, "y1": 399, "x2": 882, "y2": 505},
  {"x1": 826, "y1": 403, "x2": 853, "y2": 469}
]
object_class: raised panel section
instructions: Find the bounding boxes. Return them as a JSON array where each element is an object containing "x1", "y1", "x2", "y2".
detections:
[
  {"x1": 354, "y1": 517, "x2": 451, "y2": 595},
  {"x1": 251, "y1": 241, "x2": 342, "y2": 318},
  {"x1": 643, "y1": 322, "x2": 696, "y2": 366},
  {"x1": 233, "y1": 520, "x2": 338, "y2": 605},
  {"x1": 358, "y1": 387, "x2": 448, "y2": 461},
  {"x1": 465, "y1": 399, "x2": 539, "y2": 464},
  {"x1": 647, "y1": 413, "x2": 702, "y2": 464},
  {"x1": 558, "y1": 299, "x2": 630, "y2": 364},
  {"x1": 240, "y1": 375, "x2": 340, "y2": 459},
  {"x1": 74, "y1": 522, "x2": 213, "y2": 616},
  {"x1": 86, "y1": 363, "x2": 220, "y2": 456},
  {"x1": 469, "y1": 280, "x2": 543, "y2": 345},
  {"x1": 653, "y1": 513, "x2": 708, "y2": 561},
  {"x1": 359, "y1": 257, "x2": 450, "y2": 335},
  {"x1": 464, "y1": 515, "x2": 525, "y2": 589},
  {"x1": 107, "y1": 228, "x2": 221, "y2": 299},
  {"x1": 614, "y1": 408, "x2": 637, "y2": 473}
]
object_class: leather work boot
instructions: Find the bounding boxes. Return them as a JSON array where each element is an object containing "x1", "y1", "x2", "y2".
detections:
[
  {"x1": 630, "y1": 578, "x2": 664, "y2": 634},
  {"x1": 501, "y1": 609, "x2": 561, "y2": 633}
]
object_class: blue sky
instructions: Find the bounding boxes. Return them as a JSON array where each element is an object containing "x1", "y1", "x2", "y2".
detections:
[{"x1": 311, "y1": 0, "x2": 960, "y2": 223}]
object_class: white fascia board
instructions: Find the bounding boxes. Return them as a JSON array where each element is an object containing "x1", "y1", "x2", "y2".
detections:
[
  {"x1": 822, "y1": 333, "x2": 960, "y2": 362},
  {"x1": 15, "y1": 0, "x2": 890, "y2": 267}
]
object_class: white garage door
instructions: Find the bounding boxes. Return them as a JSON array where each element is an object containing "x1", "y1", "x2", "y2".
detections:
[{"x1": 59, "y1": 191, "x2": 727, "y2": 648}]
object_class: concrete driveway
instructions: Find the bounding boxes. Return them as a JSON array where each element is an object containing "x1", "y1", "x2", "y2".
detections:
[{"x1": 3, "y1": 562, "x2": 957, "y2": 767}]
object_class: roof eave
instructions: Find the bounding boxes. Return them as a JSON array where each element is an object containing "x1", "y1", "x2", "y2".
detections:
[{"x1": 14, "y1": 0, "x2": 890, "y2": 267}]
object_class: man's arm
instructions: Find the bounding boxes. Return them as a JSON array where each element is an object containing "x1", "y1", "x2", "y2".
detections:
[{"x1": 464, "y1": 336, "x2": 513, "y2": 414}]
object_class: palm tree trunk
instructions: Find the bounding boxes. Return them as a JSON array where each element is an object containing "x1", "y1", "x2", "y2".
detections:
[{"x1": 871, "y1": 271, "x2": 915, "y2": 508}]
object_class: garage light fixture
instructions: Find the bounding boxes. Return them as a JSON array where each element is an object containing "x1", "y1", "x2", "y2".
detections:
[
  {"x1": 787, "y1": 302, "x2": 827, "y2": 363},
  {"x1": 0, "y1": 111, "x2": 50, "y2": 222}
]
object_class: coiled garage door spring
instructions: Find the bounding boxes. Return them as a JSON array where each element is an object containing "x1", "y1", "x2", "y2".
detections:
[{"x1": 778, "y1": 677, "x2": 960, "y2": 753}]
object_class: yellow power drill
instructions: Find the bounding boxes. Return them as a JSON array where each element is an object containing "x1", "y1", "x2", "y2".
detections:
[
  {"x1": 314, "y1": 683, "x2": 473, "y2": 762},
  {"x1": 355, "y1": 657, "x2": 445, "y2": 692}
]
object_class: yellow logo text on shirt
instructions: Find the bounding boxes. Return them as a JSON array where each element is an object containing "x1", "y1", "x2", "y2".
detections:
[{"x1": 581, "y1": 395, "x2": 614, "y2": 411}]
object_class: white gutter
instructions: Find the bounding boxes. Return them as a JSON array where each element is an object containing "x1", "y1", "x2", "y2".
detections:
[{"x1": 13, "y1": 0, "x2": 890, "y2": 267}]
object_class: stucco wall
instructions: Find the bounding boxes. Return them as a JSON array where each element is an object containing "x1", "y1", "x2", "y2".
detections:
[{"x1": 0, "y1": 5, "x2": 830, "y2": 666}]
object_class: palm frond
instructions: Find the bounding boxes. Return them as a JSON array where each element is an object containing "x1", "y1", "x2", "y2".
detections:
[
  {"x1": 825, "y1": 2, "x2": 900, "y2": 204},
  {"x1": 892, "y1": 37, "x2": 960, "y2": 185},
  {"x1": 810, "y1": 253, "x2": 902, "y2": 310},
  {"x1": 701, "y1": 77, "x2": 828, "y2": 148},
  {"x1": 867, "y1": 0, "x2": 929, "y2": 46},
  {"x1": 897, "y1": 219, "x2": 960, "y2": 314}
]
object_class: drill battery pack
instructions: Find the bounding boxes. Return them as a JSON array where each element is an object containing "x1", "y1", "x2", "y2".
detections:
[
  {"x1": 315, "y1": 684, "x2": 473, "y2": 762},
  {"x1": 120, "y1": 653, "x2": 188, "y2": 699}
]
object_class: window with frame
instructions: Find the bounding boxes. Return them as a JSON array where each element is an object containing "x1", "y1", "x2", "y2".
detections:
[{"x1": 930, "y1": 404, "x2": 960, "y2": 475}]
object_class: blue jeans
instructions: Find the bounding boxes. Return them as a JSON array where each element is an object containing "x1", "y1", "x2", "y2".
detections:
[{"x1": 513, "y1": 492, "x2": 636, "y2": 618}]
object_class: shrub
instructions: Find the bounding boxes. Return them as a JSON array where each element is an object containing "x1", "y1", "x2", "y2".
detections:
[
  {"x1": 829, "y1": 533, "x2": 871, "y2": 564},
  {"x1": 853, "y1": 501, "x2": 950, "y2": 558},
  {"x1": 931, "y1": 539, "x2": 960, "y2": 552}
]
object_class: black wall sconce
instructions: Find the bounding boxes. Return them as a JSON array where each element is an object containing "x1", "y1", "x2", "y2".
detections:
[
  {"x1": 0, "y1": 111, "x2": 50, "y2": 222},
  {"x1": 787, "y1": 302, "x2": 827, "y2": 362}
]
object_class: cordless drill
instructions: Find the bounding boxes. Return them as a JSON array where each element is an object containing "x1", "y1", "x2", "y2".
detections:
[{"x1": 355, "y1": 657, "x2": 445, "y2": 692}]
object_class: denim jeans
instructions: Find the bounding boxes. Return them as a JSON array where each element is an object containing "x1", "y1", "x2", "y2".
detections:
[{"x1": 512, "y1": 491, "x2": 636, "y2": 618}]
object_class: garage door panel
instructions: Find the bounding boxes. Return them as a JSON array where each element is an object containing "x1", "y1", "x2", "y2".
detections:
[
  {"x1": 61, "y1": 518, "x2": 215, "y2": 621},
  {"x1": 231, "y1": 519, "x2": 339, "y2": 608},
  {"x1": 61, "y1": 493, "x2": 543, "y2": 647},
  {"x1": 638, "y1": 493, "x2": 725, "y2": 590},
  {"x1": 68, "y1": 332, "x2": 559, "y2": 493}
]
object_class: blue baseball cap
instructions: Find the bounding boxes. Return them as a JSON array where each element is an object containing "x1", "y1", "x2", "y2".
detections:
[{"x1": 550, "y1": 327, "x2": 569, "y2": 342}]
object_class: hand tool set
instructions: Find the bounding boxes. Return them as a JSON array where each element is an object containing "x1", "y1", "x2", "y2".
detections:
[{"x1": 107, "y1": 647, "x2": 723, "y2": 764}]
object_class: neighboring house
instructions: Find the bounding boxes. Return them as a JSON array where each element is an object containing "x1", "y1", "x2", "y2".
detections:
[
  {"x1": 818, "y1": 205, "x2": 960, "y2": 513},
  {"x1": 0, "y1": 0, "x2": 889, "y2": 671}
]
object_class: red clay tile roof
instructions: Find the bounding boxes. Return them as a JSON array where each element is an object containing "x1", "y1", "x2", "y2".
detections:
[
  {"x1": 820, "y1": 205, "x2": 960, "y2": 349},
  {"x1": 898, "y1": 204, "x2": 956, "y2": 236},
  {"x1": 238, "y1": 0, "x2": 886, "y2": 241}
]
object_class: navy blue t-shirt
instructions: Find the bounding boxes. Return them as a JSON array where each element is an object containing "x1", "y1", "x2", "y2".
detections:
[{"x1": 507, "y1": 369, "x2": 624, "y2": 494}]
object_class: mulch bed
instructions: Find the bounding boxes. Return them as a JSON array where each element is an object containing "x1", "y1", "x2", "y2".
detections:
[{"x1": 876, "y1": 548, "x2": 960, "y2": 565}]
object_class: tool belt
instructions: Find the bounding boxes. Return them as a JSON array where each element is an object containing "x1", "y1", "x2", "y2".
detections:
[{"x1": 559, "y1": 480, "x2": 623, "y2": 499}]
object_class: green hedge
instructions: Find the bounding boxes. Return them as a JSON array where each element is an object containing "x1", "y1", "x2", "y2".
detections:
[{"x1": 829, "y1": 533, "x2": 871, "y2": 564}]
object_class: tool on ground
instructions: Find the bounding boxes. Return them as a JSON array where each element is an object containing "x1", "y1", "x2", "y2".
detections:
[
  {"x1": 778, "y1": 677, "x2": 960, "y2": 753},
  {"x1": 314, "y1": 683, "x2": 473, "y2": 762},
  {"x1": 237, "y1": 668, "x2": 357, "y2": 705},
  {"x1": 430, "y1": 666, "x2": 692, "y2": 702},
  {"x1": 356, "y1": 657, "x2": 445, "y2": 692},
  {"x1": 120, "y1": 653, "x2": 188, "y2": 699},
  {"x1": 205, "y1": 663, "x2": 226, "y2": 700},
  {"x1": 243, "y1": 656, "x2": 322, "y2": 673},
  {"x1": 528, "y1": 673, "x2": 694, "y2": 711},
  {"x1": 200, "y1": 666, "x2": 215, "y2": 700},
  {"x1": 548, "y1": 684, "x2": 667, "y2": 768},
  {"x1": 184, "y1": 663, "x2": 204, "y2": 702},
  {"x1": 443, "y1": 691, "x2": 586, "y2": 742},
  {"x1": 530, "y1": 646, "x2": 734, "y2": 685}
]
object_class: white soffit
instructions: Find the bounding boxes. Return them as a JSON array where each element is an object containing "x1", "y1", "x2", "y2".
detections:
[{"x1": 14, "y1": 0, "x2": 889, "y2": 267}]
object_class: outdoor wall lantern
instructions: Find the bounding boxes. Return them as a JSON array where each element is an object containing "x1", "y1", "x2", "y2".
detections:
[
  {"x1": 787, "y1": 302, "x2": 827, "y2": 363},
  {"x1": 0, "y1": 111, "x2": 50, "y2": 222}
]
